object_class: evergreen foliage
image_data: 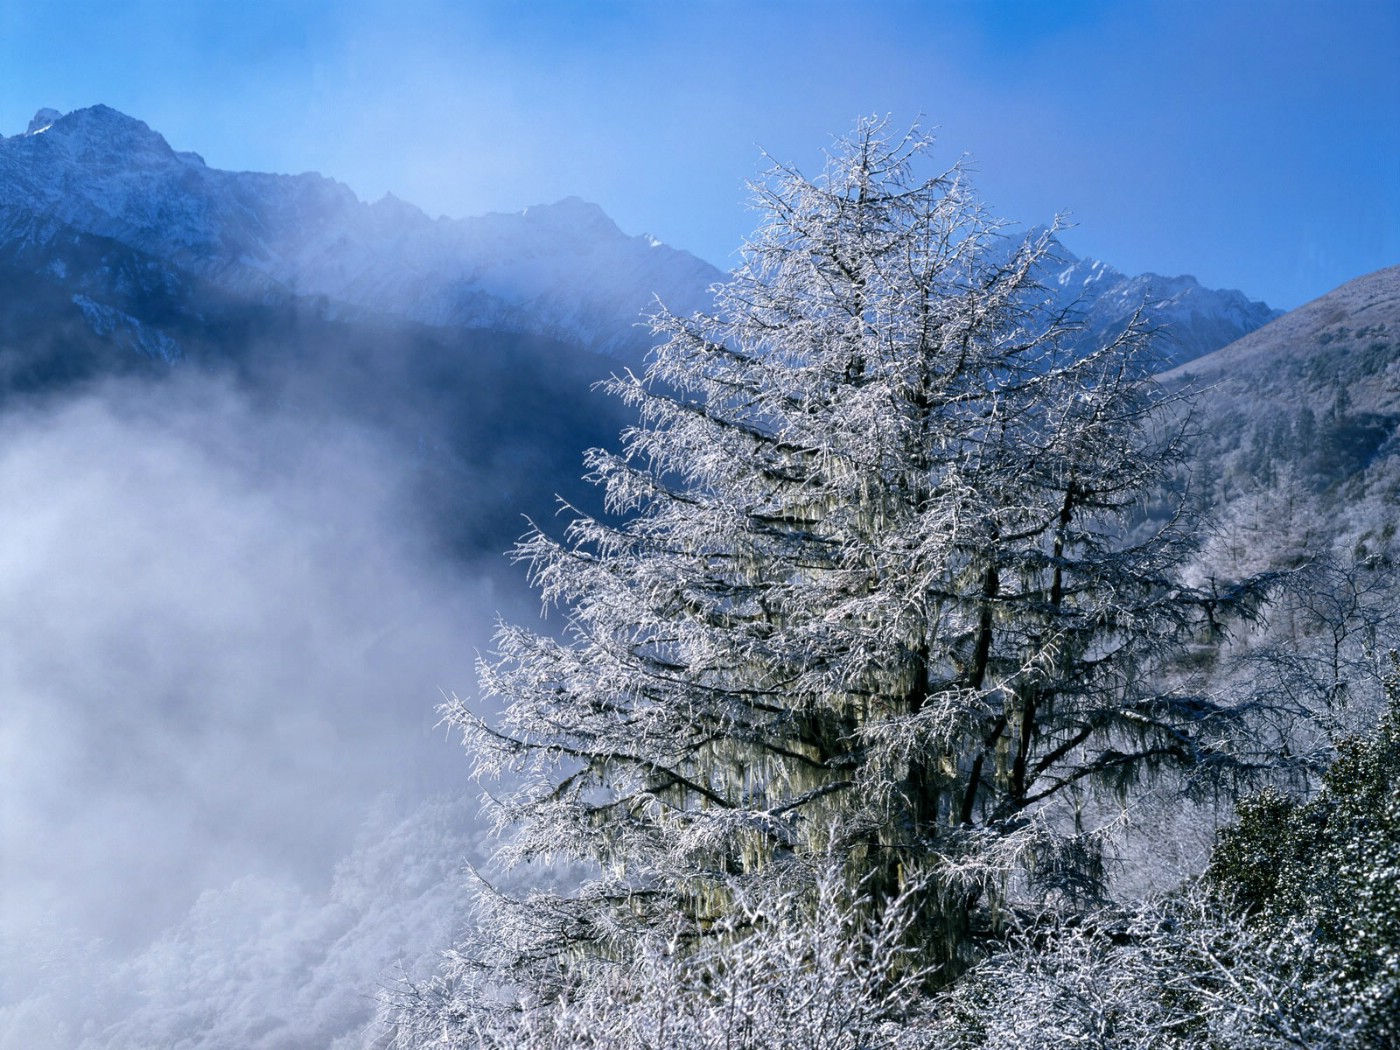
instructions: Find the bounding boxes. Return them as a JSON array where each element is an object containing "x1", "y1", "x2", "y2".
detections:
[
  {"x1": 1205, "y1": 652, "x2": 1400, "y2": 1045},
  {"x1": 937, "y1": 890, "x2": 1371, "y2": 1050},
  {"x1": 418, "y1": 118, "x2": 1274, "y2": 1036}
]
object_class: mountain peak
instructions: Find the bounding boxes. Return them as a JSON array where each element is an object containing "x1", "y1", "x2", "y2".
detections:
[
  {"x1": 1028, "y1": 234, "x2": 1280, "y2": 365},
  {"x1": 521, "y1": 196, "x2": 619, "y2": 234},
  {"x1": 65, "y1": 103, "x2": 166, "y2": 137},
  {"x1": 12, "y1": 104, "x2": 177, "y2": 161},
  {"x1": 24, "y1": 108, "x2": 63, "y2": 135},
  {"x1": 0, "y1": 106, "x2": 722, "y2": 357}
]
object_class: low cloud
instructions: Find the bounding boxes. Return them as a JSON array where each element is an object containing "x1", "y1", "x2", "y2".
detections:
[{"x1": 0, "y1": 373, "x2": 507, "y2": 953}]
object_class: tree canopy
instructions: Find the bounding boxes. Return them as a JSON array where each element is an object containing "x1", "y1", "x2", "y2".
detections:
[{"x1": 434, "y1": 118, "x2": 1272, "y2": 1011}]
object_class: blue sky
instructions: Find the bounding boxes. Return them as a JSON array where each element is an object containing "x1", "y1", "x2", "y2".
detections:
[{"x1": 1, "y1": 0, "x2": 1395, "y2": 309}]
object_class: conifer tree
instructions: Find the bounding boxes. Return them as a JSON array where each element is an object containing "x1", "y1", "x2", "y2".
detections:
[{"x1": 439, "y1": 118, "x2": 1268, "y2": 1003}]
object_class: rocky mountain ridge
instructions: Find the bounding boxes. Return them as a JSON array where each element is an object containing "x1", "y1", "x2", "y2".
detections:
[
  {"x1": 1041, "y1": 238, "x2": 1282, "y2": 364},
  {"x1": 1, "y1": 105, "x2": 1282, "y2": 374},
  {"x1": 0, "y1": 105, "x2": 721, "y2": 358}
]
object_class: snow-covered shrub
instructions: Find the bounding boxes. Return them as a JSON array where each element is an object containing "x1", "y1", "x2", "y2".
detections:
[
  {"x1": 1204, "y1": 651, "x2": 1400, "y2": 1047},
  {"x1": 380, "y1": 868, "x2": 939, "y2": 1049}
]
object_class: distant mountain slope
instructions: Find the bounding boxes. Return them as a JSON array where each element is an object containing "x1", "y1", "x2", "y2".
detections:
[
  {"x1": 0, "y1": 105, "x2": 721, "y2": 358},
  {"x1": 1163, "y1": 263, "x2": 1400, "y2": 413},
  {"x1": 0, "y1": 103, "x2": 1298, "y2": 561},
  {"x1": 1039, "y1": 235, "x2": 1282, "y2": 365},
  {"x1": 1161, "y1": 264, "x2": 1400, "y2": 565},
  {"x1": 1, "y1": 106, "x2": 1280, "y2": 374}
]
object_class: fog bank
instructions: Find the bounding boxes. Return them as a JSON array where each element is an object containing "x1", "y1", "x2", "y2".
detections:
[{"x1": 0, "y1": 374, "x2": 519, "y2": 1047}]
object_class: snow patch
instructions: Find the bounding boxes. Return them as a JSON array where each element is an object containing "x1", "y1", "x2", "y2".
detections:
[
  {"x1": 24, "y1": 107, "x2": 62, "y2": 136},
  {"x1": 71, "y1": 293, "x2": 182, "y2": 363}
]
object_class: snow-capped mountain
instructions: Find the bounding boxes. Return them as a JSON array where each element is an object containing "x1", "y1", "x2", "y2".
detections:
[
  {"x1": 1036, "y1": 234, "x2": 1282, "y2": 365},
  {"x1": 0, "y1": 105, "x2": 720, "y2": 358},
  {"x1": 1, "y1": 105, "x2": 1284, "y2": 376}
]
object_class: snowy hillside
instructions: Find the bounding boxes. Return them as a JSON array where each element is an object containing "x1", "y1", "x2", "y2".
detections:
[
  {"x1": 1038, "y1": 232, "x2": 1282, "y2": 364},
  {"x1": 1162, "y1": 263, "x2": 1400, "y2": 413},
  {"x1": 0, "y1": 106, "x2": 1283, "y2": 372},
  {"x1": 0, "y1": 105, "x2": 721, "y2": 357},
  {"x1": 1162, "y1": 264, "x2": 1400, "y2": 567}
]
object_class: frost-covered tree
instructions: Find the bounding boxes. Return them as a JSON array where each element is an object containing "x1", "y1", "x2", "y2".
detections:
[
  {"x1": 427, "y1": 119, "x2": 1270, "y2": 1018},
  {"x1": 938, "y1": 654, "x2": 1400, "y2": 1050},
  {"x1": 939, "y1": 891, "x2": 1369, "y2": 1050},
  {"x1": 384, "y1": 867, "x2": 940, "y2": 1050},
  {"x1": 1204, "y1": 651, "x2": 1400, "y2": 1047}
]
